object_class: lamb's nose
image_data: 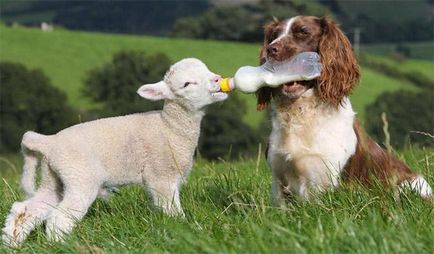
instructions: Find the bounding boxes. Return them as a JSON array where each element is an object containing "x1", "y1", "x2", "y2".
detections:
[{"x1": 213, "y1": 75, "x2": 222, "y2": 83}]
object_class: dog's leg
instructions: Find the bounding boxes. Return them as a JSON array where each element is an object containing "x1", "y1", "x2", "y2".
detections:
[
  {"x1": 294, "y1": 155, "x2": 340, "y2": 199},
  {"x1": 271, "y1": 175, "x2": 287, "y2": 206}
]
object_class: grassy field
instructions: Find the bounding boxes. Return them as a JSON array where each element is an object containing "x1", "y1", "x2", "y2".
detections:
[
  {"x1": 0, "y1": 150, "x2": 433, "y2": 253},
  {"x1": 0, "y1": 24, "x2": 422, "y2": 127},
  {"x1": 0, "y1": 24, "x2": 259, "y2": 105},
  {"x1": 361, "y1": 41, "x2": 434, "y2": 61},
  {"x1": 362, "y1": 54, "x2": 433, "y2": 82},
  {"x1": 1, "y1": 9, "x2": 434, "y2": 254},
  {"x1": 349, "y1": 67, "x2": 416, "y2": 122}
]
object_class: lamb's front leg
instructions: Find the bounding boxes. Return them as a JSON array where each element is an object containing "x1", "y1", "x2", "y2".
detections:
[{"x1": 147, "y1": 177, "x2": 184, "y2": 217}]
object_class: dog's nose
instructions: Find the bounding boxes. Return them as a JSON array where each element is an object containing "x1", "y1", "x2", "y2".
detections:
[{"x1": 267, "y1": 43, "x2": 282, "y2": 57}]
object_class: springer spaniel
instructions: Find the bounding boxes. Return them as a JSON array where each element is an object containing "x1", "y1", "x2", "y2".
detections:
[{"x1": 256, "y1": 16, "x2": 432, "y2": 202}]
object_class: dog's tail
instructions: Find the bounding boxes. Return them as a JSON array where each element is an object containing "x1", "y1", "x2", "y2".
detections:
[
  {"x1": 399, "y1": 175, "x2": 432, "y2": 199},
  {"x1": 343, "y1": 122, "x2": 432, "y2": 199},
  {"x1": 20, "y1": 131, "x2": 53, "y2": 197}
]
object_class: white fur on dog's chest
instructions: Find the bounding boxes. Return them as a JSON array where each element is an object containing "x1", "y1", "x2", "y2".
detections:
[{"x1": 267, "y1": 91, "x2": 357, "y2": 198}]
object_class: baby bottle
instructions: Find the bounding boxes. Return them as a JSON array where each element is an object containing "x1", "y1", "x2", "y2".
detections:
[{"x1": 220, "y1": 52, "x2": 321, "y2": 93}]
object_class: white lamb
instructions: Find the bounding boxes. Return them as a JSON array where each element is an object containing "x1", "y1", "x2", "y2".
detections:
[{"x1": 2, "y1": 58, "x2": 228, "y2": 247}]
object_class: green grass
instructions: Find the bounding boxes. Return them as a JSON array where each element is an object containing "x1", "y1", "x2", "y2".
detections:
[
  {"x1": 0, "y1": 24, "x2": 420, "y2": 127},
  {"x1": 1, "y1": 150, "x2": 433, "y2": 253},
  {"x1": 0, "y1": 24, "x2": 259, "y2": 107},
  {"x1": 362, "y1": 54, "x2": 433, "y2": 82},
  {"x1": 350, "y1": 67, "x2": 417, "y2": 122},
  {"x1": 361, "y1": 41, "x2": 434, "y2": 61},
  {"x1": 0, "y1": 24, "x2": 263, "y2": 126}
]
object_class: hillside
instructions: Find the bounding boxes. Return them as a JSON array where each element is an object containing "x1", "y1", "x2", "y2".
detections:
[
  {"x1": 2, "y1": 0, "x2": 431, "y2": 44},
  {"x1": 0, "y1": 1, "x2": 209, "y2": 36},
  {"x1": 363, "y1": 54, "x2": 433, "y2": 79},
  {"x1": 328, "y1": 0, "x2": 433, "y2": 43},
  {"x1": 362, "y1": 41, "x2": 434, "y2": 61},
  {"x1": 0, "y1": 24, "x2": 419, "y2": 126}
]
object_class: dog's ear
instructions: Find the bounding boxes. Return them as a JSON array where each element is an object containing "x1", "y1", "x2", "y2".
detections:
[
  {"x1": 256, "y1": 87, "x2": 274, "y2": 111},
  {"x1": 263, "y1": 20, "x2": 279, "y2": 43},
  {"x1": 317, "y1": 17, "x2": 360, "y2": 107},
  {"x1": 256, "y1": 20, "x2": 279, "y2": 111},
  {"x1": 260, "y1": 20, "x2": 279, "y2": 63}
]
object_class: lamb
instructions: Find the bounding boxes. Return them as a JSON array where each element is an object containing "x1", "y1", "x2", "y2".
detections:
[{"x1": 2, "y1": 58, "x2": 228, "y2": 247}]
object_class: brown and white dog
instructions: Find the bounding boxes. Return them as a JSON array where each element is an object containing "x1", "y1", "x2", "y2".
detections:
[{"x1": 256, "y1": 16, "x2": 432, "y2": 203}]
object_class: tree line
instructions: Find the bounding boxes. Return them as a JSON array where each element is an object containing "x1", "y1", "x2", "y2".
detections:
[{"x1": 2, "y1": 0, "x2": 432, "y2": 44}]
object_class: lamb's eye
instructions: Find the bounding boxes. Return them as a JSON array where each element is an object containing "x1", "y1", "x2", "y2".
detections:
[{"x1": 183, "y1": 81, "x2": 197, "y2": 88}]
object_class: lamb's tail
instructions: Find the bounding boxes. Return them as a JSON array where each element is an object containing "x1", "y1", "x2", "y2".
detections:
[{"x1": 20, "y1": 131, "x2": 52, "y2": 197}]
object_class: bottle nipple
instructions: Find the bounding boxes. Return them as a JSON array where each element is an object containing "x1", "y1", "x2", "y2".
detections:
[{"x1": 220, "y1": 78, "x2": 232, "y2": 93}]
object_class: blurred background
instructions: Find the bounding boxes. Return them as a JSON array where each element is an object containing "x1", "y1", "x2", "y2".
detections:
[{"x1": 0, "y1": 0, "x2": 433, "y2": 161}]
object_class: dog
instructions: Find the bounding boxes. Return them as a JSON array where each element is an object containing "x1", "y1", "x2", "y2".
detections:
[{"x1": 255, "y1": 16, "x2": 432, "y2": 203}]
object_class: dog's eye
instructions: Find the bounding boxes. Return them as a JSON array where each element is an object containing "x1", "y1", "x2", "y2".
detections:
[
  {"x1": 268, "y1": 30, "x2": 280, "y2": 43},
  {"x1": 295, "y1": 26, "x2": 309, "y2": 35}
]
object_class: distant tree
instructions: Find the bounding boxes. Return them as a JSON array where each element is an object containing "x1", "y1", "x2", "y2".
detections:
[
  {"x1": 53, "y1": 1, "x2": 209, "y2": 35},
  {"x1": 259, "y1": 0, "x2": 330, "y2": 20},
  {"x1": 83, "y1": 50, "x2": 170, "y2": 117},
  {"x1": 0, "y1": 62, "x2": 77, "y2": 152},
  {"x1": 172, "y1": 6, "x2": 263, "y2": 42},
  {"x1": 365, "y1": 90, "x2": 434, "y2": 148},
  {"x1": 1, "y1": 1, "x2": 209, "y2": 36},
  {"x1": 324, "y1": 0, "x2": 433, "y2": 43},
  {"x1": 199, "y1": 94, "x2": 258, "y2": 160},
  {"x1": 171, "y1": 0, "x2": 330, "y2": 42},
  {"x1": 395, "y1": 43, "x2": 411, "y2": 58}
]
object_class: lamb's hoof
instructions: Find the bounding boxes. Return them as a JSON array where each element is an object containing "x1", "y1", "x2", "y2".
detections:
[
  {"x1": 2, "y1": 231, "x2": 22, "y2": 249},
  {"x1": 46, "y1": 228, "x2": 66, "y2": 243},
  {"x1": 45, "y1": 219, "x2": 72, "y2": 243},
  {"x1": 2, "y1": 204, "x2": 30, "y2": 248},
  {"x1": 163, "y1": 208, "x2": 185, "y2": 218}
]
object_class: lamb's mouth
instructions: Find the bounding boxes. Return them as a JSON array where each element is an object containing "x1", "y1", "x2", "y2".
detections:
[
  {"x1": 211, "y1": 90, "x2": 228, "y2": 99},
  {"x1": 211, "y1": 89, "x2": 224, "y2": 95}
]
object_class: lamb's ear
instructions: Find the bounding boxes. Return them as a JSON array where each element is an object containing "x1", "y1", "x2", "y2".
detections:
[{"x1": 137, "y1": 81, "x2": 173, "y2": 101}]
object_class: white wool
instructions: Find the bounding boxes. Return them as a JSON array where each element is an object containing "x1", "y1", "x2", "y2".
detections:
[{"x1": 2, "y1": 58, "x2": 227, "y2": 247}]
